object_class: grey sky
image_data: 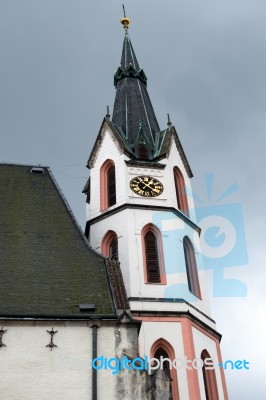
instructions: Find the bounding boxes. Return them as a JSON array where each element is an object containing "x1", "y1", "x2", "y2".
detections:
[{"x1": 1, "y1": 1, "x2": 265, "y2": 398}]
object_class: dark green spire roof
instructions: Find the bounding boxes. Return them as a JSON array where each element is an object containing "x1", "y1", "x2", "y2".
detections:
[{"x1": 112, "y1": 31, "x2": 161, "y2": 155}]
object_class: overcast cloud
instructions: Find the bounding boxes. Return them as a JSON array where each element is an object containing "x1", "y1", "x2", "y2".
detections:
[{"x1": 1, "y1": 1, "x2": 265, "y2": 398}]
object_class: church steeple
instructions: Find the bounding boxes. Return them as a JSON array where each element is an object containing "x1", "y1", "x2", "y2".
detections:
[
  {"x1": 112, "y1": 15, "x2": 160, "y2": 157},
  {"x1": 85, "y1": 14, "x2": 228, "y2": 400}
]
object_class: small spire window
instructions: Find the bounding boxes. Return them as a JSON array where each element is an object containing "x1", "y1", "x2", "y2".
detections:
[
  {"x1": 138, "y1": 144, "x2": 149, "y2": 159},
  {"x1": 107, "y1": 165, "x2": 116, "y2": 207}
]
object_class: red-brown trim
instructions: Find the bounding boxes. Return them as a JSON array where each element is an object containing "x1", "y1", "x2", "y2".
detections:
[
  {"x1": 181, "y1": 319, "x2": 201, "y2": 399},
  {"x1": 201, "y1": 349, "x2": 219, "y2": 400},
  {"x1": 134, "y1": 316, "x2": 228, "y2": 399},
  {"x1": 101, "y1": 230, "x2": 118, "y2": 257},
  {"x1": 214, "y1": 339, "x2": 229, "y2": 400}
]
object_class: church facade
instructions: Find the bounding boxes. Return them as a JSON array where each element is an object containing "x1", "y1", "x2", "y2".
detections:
[{"x1": 0, "y1": 14, "x2": 228, "y2": 400}]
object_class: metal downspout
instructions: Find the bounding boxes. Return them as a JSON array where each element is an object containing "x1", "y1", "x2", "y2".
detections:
[{"x1": 92, "y1": 324, "x2": 98, "y2": 400}]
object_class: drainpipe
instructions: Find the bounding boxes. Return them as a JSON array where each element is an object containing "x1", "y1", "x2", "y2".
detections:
[{"x1": 92, "y1": 324, "x2": 98, "y2": 400}]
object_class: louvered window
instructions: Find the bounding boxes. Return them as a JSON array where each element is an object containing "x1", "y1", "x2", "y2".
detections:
[
  {"x1": 107, "y1": 165, "x2": 116, "y2": 207},
  {"x1": 109, "y1": 237, "x2": 118, "y2": 259},
  {"x1": 145, "y1": 231, "x2": 161, "y2": 283}
]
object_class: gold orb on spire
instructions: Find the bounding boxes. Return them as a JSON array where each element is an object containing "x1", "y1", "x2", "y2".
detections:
[{"x1": 120, "y1": 17, "x2": 131, "y2": 30}]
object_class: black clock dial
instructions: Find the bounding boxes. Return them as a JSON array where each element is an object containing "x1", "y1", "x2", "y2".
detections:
[{"x1": 130, "y1": 175, "x2": 164, "y2": 197}]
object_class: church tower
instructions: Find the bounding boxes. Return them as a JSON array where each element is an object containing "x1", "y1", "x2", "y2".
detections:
[{"x1": 84, "y1": 14, "x2": 228, "y2": 400}]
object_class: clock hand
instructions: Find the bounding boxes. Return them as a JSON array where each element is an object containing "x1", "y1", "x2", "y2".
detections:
[{"x1": 144, "y1": 182, "x2": 155, "y2": 190}]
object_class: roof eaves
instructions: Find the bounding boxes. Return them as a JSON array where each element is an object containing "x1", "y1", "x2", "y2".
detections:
[
  {"x1": 108, "y1": 121, "x2": 132, "y2": 151},
  {"x1": 87, "y1": 117, "x2": 108, "y2": 169},
  {"x1": 105, "y1": 259, "x2": 130, "y2": 311},
  {"x1": 171, "y1": 126, "x2": 193, "y2": 178},
  {"x1": 154, "y1": 129, "x2": 168, "y2": 157},
  {"x1": 87, "y1": 117, "x2": 134, "y2": 169}
]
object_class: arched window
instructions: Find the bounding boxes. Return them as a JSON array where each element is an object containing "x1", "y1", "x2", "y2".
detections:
[
  {"x1": 100, "y1": 159, "x2": 116, "y2": 211},
  {"x1": 201, "y1": 350, "x2": 219, "y2": 400},
  {"x1": 151, "y1": 339, "x2": 179, "y2": 400},
  {"x1": 183, "y1": 236, "x2": 201, "y2": 298},
  {"x1": 138, "y1": 144, "x2": 149, "y2": 159},
  {"x1": 173, "y1": 166, "x2": 189, "y2": 216},
  {"x1": 141, "y1": 224, "x2": 166, "y2": 284},
  {"x1": 101, "y1": 231, "x2": 118, "y2": 259}
]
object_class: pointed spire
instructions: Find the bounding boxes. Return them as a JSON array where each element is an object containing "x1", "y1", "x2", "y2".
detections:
[
  {"x1": 120, "y1": 4, "x2": 131, "y2": 31},
  {"x1": 112, "y1": 12, "x2": 160, "y2": 152},
  {"x1": 167, "y1": 113, "x2": 172, "y2": 127}
]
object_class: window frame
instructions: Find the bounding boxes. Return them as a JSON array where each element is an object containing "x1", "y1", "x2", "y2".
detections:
[
  {"x1": 183, "y1": 236, "x2": 201, "y2": 299},
  {"x1": 201, "y1": 350, "x2": 219, "y2": 400},
  {"x1": 101, "y1": 230, "x2": 119, "y2": 259},
  {"x1": 100, "y1": 159, "x2": 116, "y2": 211},
  {"x1": 173, "y1": 166, "x2": 189, "y2": 216},
  {"x1": 150, "y1": 338, "x2": 180, "y2": 400},
  {"x1": 141, "y1": 224, "x2": 166, "y2": 284}
]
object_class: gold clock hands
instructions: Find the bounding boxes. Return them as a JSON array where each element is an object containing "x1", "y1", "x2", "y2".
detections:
[{"x1": 143, "y1": 181, "x2": 159, "y2": 192}]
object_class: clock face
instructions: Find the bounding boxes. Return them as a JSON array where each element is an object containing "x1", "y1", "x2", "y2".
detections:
[{"x1": 130, "y1": 175, "x2": 164, "y2": 197}]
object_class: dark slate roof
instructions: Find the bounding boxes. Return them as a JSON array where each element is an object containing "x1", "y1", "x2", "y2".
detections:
[
  {"x1": 0, "y1": 164, "x2": 117, "y2": 318},
  {"x1": 121, "y1": 32, "x2": 140, "y2": 70},
  {"x1": 105, "y1": 259, "x2": 129, "y2": 311},
  {"x1": 112, "y1": 32, "x2": 160, "y2": 152}
]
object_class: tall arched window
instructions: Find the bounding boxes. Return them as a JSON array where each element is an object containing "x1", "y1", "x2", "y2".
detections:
[
  {"x1": 141, "y1": 224, "x2": 166, "y2": 284},
  {"x1": 151, "y1": 338, "x2": 179, "y2": 400},
  {"x1": 100, "y1": 159, "x2": 116, "y2": 210},
  {"x1": 173, "y1": 166, "x2": 189, "y2": 216},
  {"x1": 101, "y1": 230, "x2": 118, "y2": 259},
  {"x1": 201, "y1": 350, "x2": 219, "y2": 400},
  {"x1": 183, "y1": 236, "x2": 201, "y2": 298}
]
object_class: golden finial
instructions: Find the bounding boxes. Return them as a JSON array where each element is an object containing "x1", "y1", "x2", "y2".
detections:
[{"x1": 120, "y1": 4, "x2": 131, "y2": 30}]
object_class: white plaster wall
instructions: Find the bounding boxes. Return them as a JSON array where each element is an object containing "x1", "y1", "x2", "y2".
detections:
[
  {"x1": 163, "y1": 138, "x2": 197, "y2": 222},
  {"x1": 0, "y1": 322, "x2": 91, "y2": 400},
  {"x1": 87, "y1": 125, "x2": 127, "y2": 221},
  {"x1": 90, "y1": 207, "x2": 211, "y2": 318},
  {"x1": 87, "y1": 125, "x2": 213, "y2": 321},
  {"x1": 0, "y1": 321, "x2": 139, "y2": 400},
  {"x1": 138, "y1": 321, "x2": 190, "y2": 400},
  {"x1": 97, "y1": 324, "x2": 139, "y2": 400},
  {"x1": 87, "y1": 126, "x2": 197, "y2": 223},
  {"x1": 192, "y1": 327, "x2": 225, "y2": 400}
]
